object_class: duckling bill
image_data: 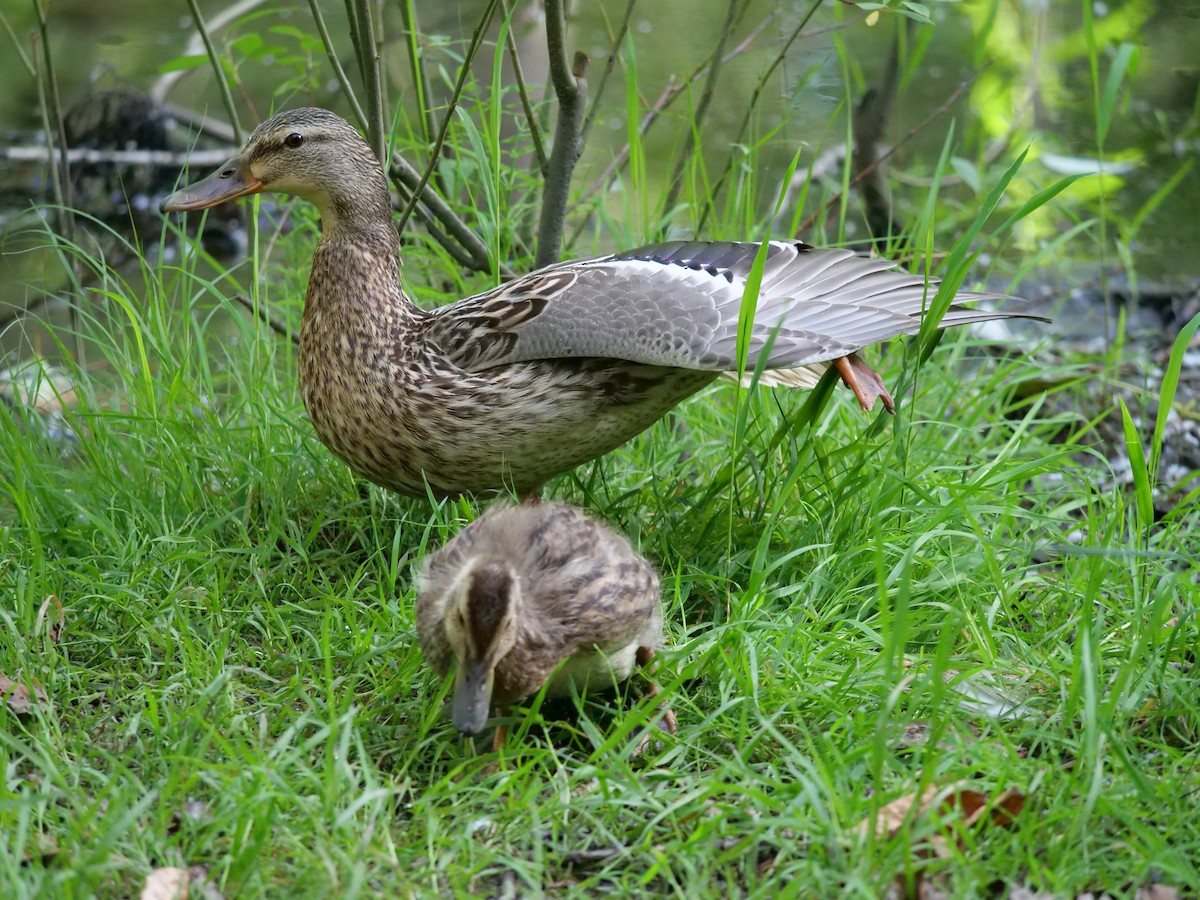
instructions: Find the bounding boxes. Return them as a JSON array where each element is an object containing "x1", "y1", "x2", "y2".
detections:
[
  {"x1": 416, "y1": 503, "x2": 670, "y2": 743},
  {"x1": 162, "y1": 107, "x2": 1045, "y2": 499}
]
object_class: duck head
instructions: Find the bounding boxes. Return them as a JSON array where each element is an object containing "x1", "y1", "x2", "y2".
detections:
[
  {"x1": 442, "y1": 557, "x2": 521, "y2": 736},
  {"x1": 159, "y1": 107, "x2": 393, "y2": 233}
]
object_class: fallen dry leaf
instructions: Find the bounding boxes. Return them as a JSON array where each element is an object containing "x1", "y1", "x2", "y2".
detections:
[
  {"x1": 955, "y1": 786, "x2": 1025, "y2": 828},
  {"x1": 141, "y1": 867, "x2": 189, "y2": 900},
  {"x1": 1, "y1": 673, "x2": 48, "y2": 715},
  {"x1": 859, "y1": 784, "x2": 942, "y2": 839},
  {"x1": 856, "y1": 781, "x2": 1026, "y2": 847}
]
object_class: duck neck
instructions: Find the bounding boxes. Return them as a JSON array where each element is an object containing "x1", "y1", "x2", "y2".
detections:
[{"x1": 303, "y1": 215, "x2": 427, "y2": 331}]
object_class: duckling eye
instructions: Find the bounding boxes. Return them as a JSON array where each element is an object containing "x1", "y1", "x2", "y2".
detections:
[{"x1": 284, "y1": 132, "x2": 304, "y2": 149}]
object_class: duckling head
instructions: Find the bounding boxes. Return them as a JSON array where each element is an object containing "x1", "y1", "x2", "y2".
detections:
[
  {"x1": 160, "y1": 108, "x2": 393, "y2": 235},
  {"x1": 443, "y1": 556, "x2": 521, "y2": 736}
]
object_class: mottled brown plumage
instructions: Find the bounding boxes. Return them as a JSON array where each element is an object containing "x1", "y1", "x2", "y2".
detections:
[
  {"x1": 415, "y1": 502, "x2": 666, "y2": 740},
  {"x1": 161, "y1": 107, "x2": 1043, "y2": 498}
]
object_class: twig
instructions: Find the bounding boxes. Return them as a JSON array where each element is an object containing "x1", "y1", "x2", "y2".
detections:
[
  {"x1": 232, "y1": 294, "x2": 298, "y2": 345},
  {"x1": 161, "y1": 103, "x2": 237, "y2": 144},
  {"x1": 851, "y1": 17, "x2": 914, "y2": 243},
  {"x1": 408, "y1": 202, "x2": 484, "y2": 271},
  {"x1": 184, "y1": 0, "x2": 243, "y2": 142},
  {"x1": 348, "y1": 0, "x2": 387, "y2": 163},
  {"x1": 0, "y1": 146, "x2": 234, "y2": 166},
  {"x1": 659, "y1": 0, "x2": 743, "y2": 228},
  {"x1": 564, "y1": 847, "x2": 622, "y2": 866},
  {"x1": 536, "y1": 0, "x2": 588, "y2": 269},
  {"x1": 568, "y1": 12, "x2": 776, "y2": 217},
  {"x1": 0, "y1": 7, "x2": 35, "y2": 79},
  {"x1": 306, "y1": 0, "x2": 367, "y2": 131},
  {"x1": 797, "y1": 69, "x2": 983, "y2": 235},
  {"x1": 29, "y1": 7, "x2": 72, "y2": 233},
  {"x1": 696, "y1": 0, "x2": 824, "y2": 232},
  {"x1": 30, "y1": 2, "x2": 84, "y2": 363},
  {"x1": 579, "y1": 0, "x2": 637, "y2": 146},
  {"x1": 395, "y1": 0, "x2": 500, "y2": 257},
  {"x1": 151, "y1": 0, "x2": 266, "y2": 105},
  {"x1": 388, "y1": 153, "x2": 505, "y2": 275},
  {"x1": 342, "y1": 0, "x2": 366, "y2": 100},
  {"x1": 499, "y1": 0, "x2": 548, "y2": 176},
  {"x1": 400, "y1": 0, "x2": 438, "y2": 152}
]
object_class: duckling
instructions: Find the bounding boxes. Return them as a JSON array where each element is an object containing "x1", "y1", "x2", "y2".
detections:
[
  {"x1": 161, "y1": 107, "x2": 1044, "y2": 498},
  {"x1": 416, "y1": 502, "x2": 671, "y2": 746}
]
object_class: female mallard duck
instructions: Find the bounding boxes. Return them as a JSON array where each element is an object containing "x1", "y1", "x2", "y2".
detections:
[
  {"x1": 415, "y1": 502, "x2": 671, "y2": 745},
  {"x1": 161, "y1": 107, "x2": 1038, "y2": 498}
]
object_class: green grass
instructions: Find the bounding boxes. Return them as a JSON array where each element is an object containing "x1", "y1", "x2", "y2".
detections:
[
  {"x1": 3, "y1": 5, "x2": 1199, "y2": 898},
  {"x1": 3, "y1": 204, "x2": 1197, "y2": 896}
]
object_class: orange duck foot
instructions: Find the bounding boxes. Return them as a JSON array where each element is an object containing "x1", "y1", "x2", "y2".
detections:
[{"x1": 834, "y1": 353, "x2": 896, "y2": 414}]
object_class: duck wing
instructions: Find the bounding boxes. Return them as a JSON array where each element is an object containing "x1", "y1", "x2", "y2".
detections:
[{"x1": 427, "y1": 240, "x2": 1040, "y2": 373}]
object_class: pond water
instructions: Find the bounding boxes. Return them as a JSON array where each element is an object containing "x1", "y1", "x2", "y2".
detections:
[{"x1": 1, "y1": 0, "x2": 1197, "y2": 370}]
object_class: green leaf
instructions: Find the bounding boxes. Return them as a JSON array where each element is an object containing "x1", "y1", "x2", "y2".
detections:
[
  {"x1": 1098, "y1": 42, "x2": 1138, "y2": 145},
  {"x1": 1130, "y1": 158, "x2": 1194, "y2": 237},
  {"x1": 158, "y1": 54, "x2": 209, "y2": 74},
  {"x1": 1150, "y1": 310, "x2": 1200, "y2": 481},
  {"x1": 231, "y1": 33, "x2": 265, "y2": 57},
  {"x1": 1118, "y1": 396, "x2": 1153, "y2": 533}
]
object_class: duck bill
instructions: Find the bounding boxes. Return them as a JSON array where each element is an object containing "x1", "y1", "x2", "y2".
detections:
[
  {"x1": 452, "y1": 659, "x2": 493, "y2": 737},
  {"x1": 160, "y1": 157, "x2": 264, "y2": 213}
]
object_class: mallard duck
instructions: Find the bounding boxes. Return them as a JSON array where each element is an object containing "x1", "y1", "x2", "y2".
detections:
[
  {"x1": 415, "y1": 502, "x2": 671, "y2": 745},
  {"x1": 161, "y1": 107, "x2": 1040, "y2": 498}
]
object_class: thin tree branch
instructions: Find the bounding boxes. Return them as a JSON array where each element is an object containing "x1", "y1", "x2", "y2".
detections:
[
  {"x1": 0, "y1": 7, "x2": 35, "y2": 78},
  {"x1": 400, "y1": 0, "x2": 438, "y2": 151},
  {"x1": 342, "y1": 0, "x2": 366, "y2": 97},
  {"x1": 579, "y1": 0, "x2": 636, "y2": 146},
  {"x1": 850, "y1": 17, "x2": 914, "y2": 243},
  {"x1": 349, "y1": 0, "x2": 386, "y2": 163},
  {"x1": 151, "y1": 0, "x2": 267, "y2": 106},
  {"x1": 797, "y1": 69, "x2": 982, "y2": 236},
  {"x1": 536, "y1": 0, "x2": 588, "y2": 268},
  {"x1": 30, "y1": 2, "x2": 83, "y2": 362},
  {"x1": 395, "y1": 0, "x2": 499, "y2": 242},
  {"x1": 499, "y1": 0, "x2": 548, "y2": 175},
  {"x1": 388, "y1": 153, "x2": 506, "y2": 275},
  {"x1": 568, "y1": 11, "x2": 780, "y2": 217},
  {"x1": 0, "y1": 146, "x2": 234, "y2": 166},
  {"x1": 696, "y1": 0, "x2": 823, "y2": 232},
  {"x1": 184, "y1": 0, "x2": 243, "y2": 142},
  {"x1": 232, "y1": 293, "x2": 298, "y2": 345},
  {"x1": 306, "y1": 0, "x2": 367, "y2": 131},
  {"x1": 30, "y1": 7, "x2": 72, "y2": 230},
  {"x1": 659, "y1": 0, "x2": 742, "y2": 230}
]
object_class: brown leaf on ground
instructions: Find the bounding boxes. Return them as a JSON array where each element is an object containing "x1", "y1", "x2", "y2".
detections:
[
  {"x1": 858, "y1": 784, "x2": 942, "y2": 839},
  {"x1": 1, "y1": 673, "x2": 48, "y2": 715},
  {"x1": 954, "y1": 786, "x2": 1025, "y2": 828},
  {"x1": 141, "y1": 867, "x2": 189, "y2": 900},
  {"x1": 856, "y1": 781, "x2": 1026, "y2": 845},
  {"x1": 36, "y1": 594, "x2": 65, "y2": 644}
]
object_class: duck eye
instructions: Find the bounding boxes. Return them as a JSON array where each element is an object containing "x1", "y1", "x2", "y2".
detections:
[{"x1": 284, "y1": 132, "x2": 304, "y2": 149}]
